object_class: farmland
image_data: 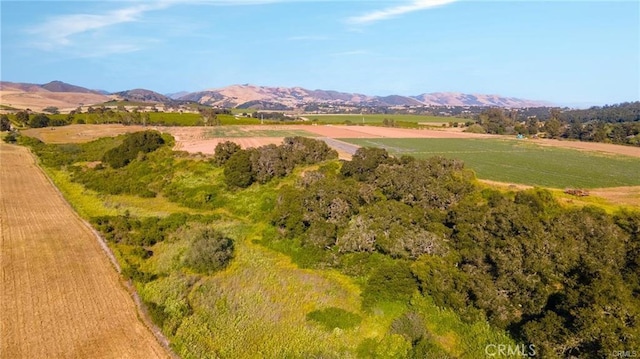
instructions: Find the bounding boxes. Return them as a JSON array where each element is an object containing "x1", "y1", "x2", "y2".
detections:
[
  {"x1": 302, "y1": 113, "x2": 452, "y2": 126},
  {"x1": 0, "y1": 143, "x2": 170, "y2": 358},
  {"x1": 21, "y1": 124, "x2": 640, "y2": 190},
  {"x1": 343, "y1": 138, "x2": 640, "y2": 189},
  {"x1": 9, "y1": 124, "x2": 640, "y2": 358}
]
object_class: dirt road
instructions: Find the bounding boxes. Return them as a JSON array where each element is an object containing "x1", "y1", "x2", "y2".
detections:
[{"x1": 0, "y1": 143, "x2": 170, "y2": 358}]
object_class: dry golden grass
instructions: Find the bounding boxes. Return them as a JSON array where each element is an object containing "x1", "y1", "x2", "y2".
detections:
[
  {"x1": 0, "y1": 90, "x2": 109, "y2": 112},
  {"x1": 22, "y1": 124, "x2": 148, "y2": 144},
  {"x1": 0, "y1": 143, "x2": 170, "y2": 358}
]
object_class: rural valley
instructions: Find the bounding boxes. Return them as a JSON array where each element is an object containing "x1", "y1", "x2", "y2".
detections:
[
  {"x1": 1, "y1": 78, "x2": 639, "y2": 358},
  {"x1": 2, "y1": 0, "x2": 639, "y2": 357}
]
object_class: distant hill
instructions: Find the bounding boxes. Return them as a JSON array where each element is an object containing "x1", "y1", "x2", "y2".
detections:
[
  {"x1": 41, "y1": 80, "x2": 104, "y2": 95},
  {"x1": 1, "y1": 80, "x2": 554, "y2": 111},
  {"x1": 178, "y1": 84, "x2": 551, "y2": 108},
  {"x1": 0, "y1": 81, "x2": 111, "y2": 111},
  {"x1": 113, "y1": 88, "x2": 172, "y2": 103},
  {"x1": 412, "y1": 92, "x2": 553, "y2": 108},
  {"x1": 165, "y1": 91, "x2": 190, "y2": 100}
]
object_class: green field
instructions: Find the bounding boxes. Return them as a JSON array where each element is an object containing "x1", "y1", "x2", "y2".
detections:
[
  {"x1": 303, "y1": 114, "x2": 455, "y2": 125},
  {"x1": 342, "y1": 138, "x2": 640, "y2": 188}
]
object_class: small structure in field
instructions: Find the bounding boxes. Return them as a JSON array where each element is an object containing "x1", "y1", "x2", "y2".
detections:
[{"x1": 564, "y1": 188, "x2": 590, "y2": 197}]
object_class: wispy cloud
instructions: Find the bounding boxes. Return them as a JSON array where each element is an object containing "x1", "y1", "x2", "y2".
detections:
[
  {"x1": 28, "y1": 2, "x2": 171, "y2": 50},
  {"x1": 347, "y1": 0, "x2": 458, "y2": 25},
  {"x1": 26, "y1": 0, "x2": 297, "y2": 52}
]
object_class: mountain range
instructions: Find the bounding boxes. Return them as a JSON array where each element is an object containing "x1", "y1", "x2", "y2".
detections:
[{"x1": 0, "y1": 81, "x2": 553, "y2": 111}]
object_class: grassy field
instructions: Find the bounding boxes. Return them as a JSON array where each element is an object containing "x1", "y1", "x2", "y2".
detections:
[
  {"x1": 342, "y1": 138, "x2": 640, "y2": 188},
  {"x1": 206, "y1": 127, "x2": 316, "y2": 138},
  {"x1": 0, "y1": 143, "x2": 170, "y2": 358},
  {"x1": 303, "y1": 114, "x2": 456, "y2": 125}
]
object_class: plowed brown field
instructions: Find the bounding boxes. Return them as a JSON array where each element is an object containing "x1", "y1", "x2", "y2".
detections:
[{"x1": 0, "y1": 143, "x2": 170, "y2": 358}]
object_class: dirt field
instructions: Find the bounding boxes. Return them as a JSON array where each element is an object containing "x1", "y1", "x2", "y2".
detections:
[
  {"x1": 588, "y1": 186, "x2": 640, "y2": 208},
  {"x1": 299, "y1": 124, "x2": 494, "y2": 139},
  {"x1": 174, "y1": 137, "x2": 285, "y2": 154},
  {"x1": 0, "y1": 143, "x2": 170, "y2": 358}
]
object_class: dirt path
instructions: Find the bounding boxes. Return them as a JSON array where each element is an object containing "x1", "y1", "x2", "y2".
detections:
[{"x1": 0, "y1": 143, "x2": 170, "y2": 359}]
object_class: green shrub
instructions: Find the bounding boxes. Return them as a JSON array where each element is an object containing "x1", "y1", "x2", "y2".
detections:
[
  {"x1": 145, "y1": 301, "x2": 169, "y2": 329},
  {"x1": 29, "y1": 113, "x2": 51, "y2": 128},
  {"x1": 183, "y1": 228, "x2": 234, "y2": 274},
  {"x1": 306, "y1": 307, "x2": 362, "y2": 330},
  {"x1": 3, "y1": 132, "x2": 17, "y2": 143},
  {"x1": 410, "y1": 337, "x2": 452, "y2": 359},
  {"x1": 362, "y1": 261, "x2": 419, "y2": 309},
  {"x1": 223, "y1": 149, "x2": 254, "y2": 188},
  {"x1": 103, "y1": 130, "x2": 165, "y2": 168},
  {"x1": 464, "y1": 123, "x2": 487, "y2": 134},
  {"x1": 213, "y1": 141, "x2": 241, "y2": 166}
]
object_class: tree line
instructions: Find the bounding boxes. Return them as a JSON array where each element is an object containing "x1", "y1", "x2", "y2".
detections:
[
  {"x1": 469, "y1": 102, "x2": 640, "y2": 146},
  {"x1": 218, "y1": 137, "x2": 338, "y2": 188}
]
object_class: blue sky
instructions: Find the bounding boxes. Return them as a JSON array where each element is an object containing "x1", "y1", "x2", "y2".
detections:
[{"x1": 1, "y1": 0, "x2": 638, "y2": 106}]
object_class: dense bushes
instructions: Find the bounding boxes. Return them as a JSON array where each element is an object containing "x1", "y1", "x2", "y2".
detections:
[
  {"x1": 222, "y1": 136, "x2": 338, "y2": 188},
  {"x1": 1, "y1": 114, "x2": 11, "y2": 131},
  {"x1": 272, "y1": 148, "x2": 469, "y2": 257},
  {"x1": 92, "y1": 212, "x2": 190, "y2": 246},
  {"x1": 223, "y1": 149, "x2": 255, "y2": 188},
  {"x1": 103, "y1": 130, "x2": 165, "y2": 168},
  {"x1": 213, "y1": 141, "x2": 241, "y2": 165},
  {"x1": 269, "y1": 145, "x2": 640, "y2": 358},
  {"x1": 361, "y1": 261, "x2": 419, "y2": 309}
]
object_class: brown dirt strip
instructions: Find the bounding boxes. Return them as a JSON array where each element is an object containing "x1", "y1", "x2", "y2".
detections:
[
  {"x1": 588, "y1": 186, "x2": 640, "y2": 207},
  {"x1": 297, "y1": 124, "x2": 495, "y2": 139},
  {"x1": 174, "y1": 137, "x2": 284, "y2": 154},
  {"x1": 0, "y1": 143, "x2": 170, "y2": 359},
  {"x1": 533, "y1": 138, "x2": 640, "y2": 158}
]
